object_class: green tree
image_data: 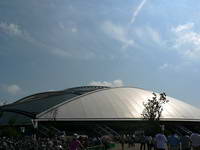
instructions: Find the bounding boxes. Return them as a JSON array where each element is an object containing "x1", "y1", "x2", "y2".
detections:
[{"x1": 142, "y1": 92, "x2": 169, "y2": 121}]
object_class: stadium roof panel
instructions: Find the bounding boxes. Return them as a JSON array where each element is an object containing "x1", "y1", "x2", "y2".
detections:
[
  {"x1": 37, "y1": 87, "x2": 200, "y2": 122},
  {"x1": 1, "y1": 86, "x2": 200, "y2": 125}
]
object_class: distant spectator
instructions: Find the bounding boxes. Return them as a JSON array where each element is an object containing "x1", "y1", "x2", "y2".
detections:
[
  {"x1": 190, "y1": 133, "x2": 200, "y2": 150},
  {"x1": 130, "y1": 134, "x2": 136, "y2": 148},
  {"x1": 120, "y1": 135, "x2": 125, "y2": 150},
  {"x1": 69, "y1": 134, "x2": 83, "y2": 150},
  {"x1": 140, "y1": 133, "x2": 146, "y2": 150},
  {"x1": 101, "y1": 135, "x2": 112, "y2": 150},
  {"x1": 180, "y1": 134, "x2": 191, "y2": 150},
  {"x1": 155, "y1": 132, "x2": 167, "y2": 150},
  {"x1": 79, "y1": 136, "x2": 88, "y2": 149},
  {"x1": 168, "y1": 133, "x2": 180, "y2": 150},
  {"x1": 147, "y1": 136, "x2": 154, "y2": 150}
]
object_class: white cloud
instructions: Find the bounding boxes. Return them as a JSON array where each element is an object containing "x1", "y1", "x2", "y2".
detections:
[
  {"x1": 1, "y1": 84, "x2": 22, "y2": 95},
  {"x1": 112, "y1": 80, "x2": 124, "y2": 87},
  {"x1": 159, "y1": 63, "x2": 169, "y2": 70},
  {"x1": 71, "y1": 27, "x2": 77, "y2": 33},
  {"x1": 82, "y1": 51, "x2": 96, "y2": 60},
  {"x1": 59, "y1": 22, "x2": 78, "y2": 33},
  {"x1": 0, "y1": 22, "x2": 23, "y2": 36},
  {"x1": 146, "y1": 27, "x2": 162, "y2": 44},
  {"x1": 50, "y1": 48, "x2": 96, "y2": 60},
  {"x1": 51, "y1": 48, "x2": 72, "y2": 57},
  {"x1": 135, "y1": 26, "x2": 163, "y2": 45},
  {"x1": 59, "y1": 22, "x2": 65, "y2": 30},
  {"x1": 0, "y1": 21, "x2": 36, "y2": 43},
  {"x1": 173, "y1": 23, "x2": 194, "y2": 33},
  {"x1": 89, "y1": 80, "x2": 124, "y2": 87},
  {"x1": 130, "y1": 0, "x2": 147, "y2": 24},
  {"x1": 172, "y1": 22, "x2": 200, "y2": 59},
  {"x1": 158, "y1": 61, "x2": 195, "y2": 72},
  {"x1": 102, "y1": 21, "x2": 134, "y2": 49},
  {"x1": 7, "y1": 85, "x2": 21, "y2": 95}
]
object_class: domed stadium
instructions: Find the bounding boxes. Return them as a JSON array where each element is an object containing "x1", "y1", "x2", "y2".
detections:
[{"x1": 1, "y1": 86, "x2": 200, "y2": 135}]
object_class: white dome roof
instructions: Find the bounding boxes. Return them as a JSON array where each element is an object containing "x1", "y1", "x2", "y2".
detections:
[{"x1": 37, "y1": 87, "x2": 200, "y2": 121}]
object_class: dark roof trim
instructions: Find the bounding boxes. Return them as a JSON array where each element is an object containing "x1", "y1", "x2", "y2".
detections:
[{"x1": 0, "y1": 108, "x2": 37, "y2": 119}]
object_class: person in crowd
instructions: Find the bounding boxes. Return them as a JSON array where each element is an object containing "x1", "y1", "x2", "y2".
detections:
[
  {"x1": 180, "y1": 134, "x2": 191, "y2": 150},
  {"x1": 140, "y1": 133, "x2": 146, "y2": 150},
  {"x1": 120, "y1": 134, "x2": 125, "y2": 150},
  {"x1": 69, "y1": 134, "x2": 83, "y2": 150},
  {"x1": 130, "y1": 134, "x2": 136, "y2": 148},
  {"x1": 79, "y1": 136, "x2": 88, "y2": 149},
  {"x1": 127, "y1": 134, "x2": 131, "y2": 148},
  {"x1": 147, "y1": 135, "x2": 154, "y2": 150},
  {"x1": 168, "y1": 133, "x2": 180, "y2": 150},
  {"x1": 190, "y1": 132, "x2": 200, "y2": 150},
  {"x1": 101, "y1": 135, "x2": 113, "y2": 150},
  {"x1": 155, "y1": 130, "x2": 167, "y2": 150}
]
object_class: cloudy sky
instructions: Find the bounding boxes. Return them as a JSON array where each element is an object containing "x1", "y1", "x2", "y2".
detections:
[{"x1": 1, "y1": 0, "x2": 200, "y2": 107}]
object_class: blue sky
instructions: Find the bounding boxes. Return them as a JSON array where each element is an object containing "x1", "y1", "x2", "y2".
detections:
[{"x1": 0, "y1": 0, "x2": 200, "y2": 108}]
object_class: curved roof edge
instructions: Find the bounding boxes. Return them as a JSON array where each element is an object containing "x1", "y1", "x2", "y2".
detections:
[
  {"x1": 35, "y1": 118, "x2": 200, "y2": 122},
  {"x1": 3, "y1": 86, "x2": 109, "y2": 107}
]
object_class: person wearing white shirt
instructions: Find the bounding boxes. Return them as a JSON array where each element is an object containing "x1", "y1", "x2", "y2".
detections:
[{"x1": 155, "y1": 132, "x2": 167, "y2": 150}]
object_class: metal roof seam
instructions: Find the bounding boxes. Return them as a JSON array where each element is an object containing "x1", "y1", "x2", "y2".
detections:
[{"x1": 36, "y1": 87, "x2": 115, "y2": 118}]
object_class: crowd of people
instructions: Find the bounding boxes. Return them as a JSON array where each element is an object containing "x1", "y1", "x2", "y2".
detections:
[
  {"x1": 0, "y1": 136, "x2": 67, "y2": 150},
  {"x1": 120, "y1": 131, "x2": 200, "y2": 150},
  {"x1": 0, "y1": 134, "x2": 96, "y2": 150},
  {"x1": 0, "y1": 133, "x2": 113, "y2": 150},
  {"x1": 0, "y1": 130, "x2": 200, "y2": 150}
]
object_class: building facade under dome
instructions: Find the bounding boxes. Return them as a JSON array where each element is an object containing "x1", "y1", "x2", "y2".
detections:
[{"x1": 1, "y1": 86, "x2": 200, "y2": 126}]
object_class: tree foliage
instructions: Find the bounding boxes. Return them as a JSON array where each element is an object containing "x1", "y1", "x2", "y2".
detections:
[{"x1": 142, "y1": 92, "x2": 169, "y2": 121}]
